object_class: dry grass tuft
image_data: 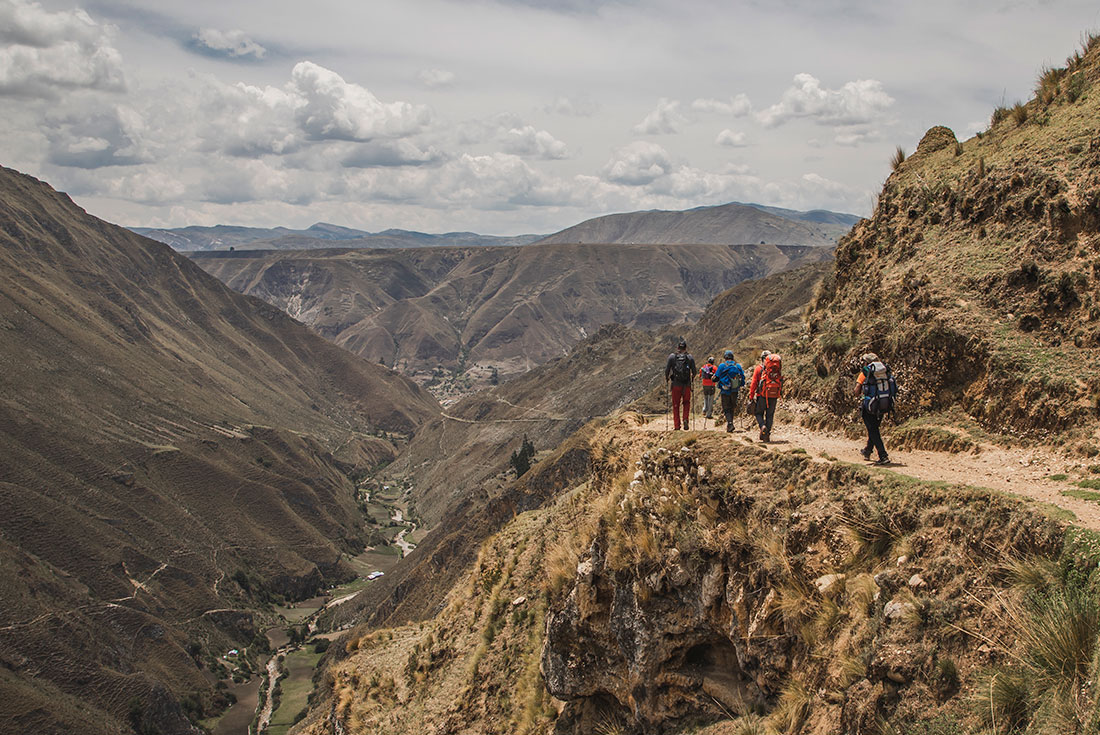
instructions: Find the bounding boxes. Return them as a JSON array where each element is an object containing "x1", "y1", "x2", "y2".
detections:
[
  {"x1": 1001, "y1": 556, "x2": 1059, "y2": 596},
  {"x1": 890, "y1": 146, "x2": 906, "y2": 171},
  {"x1": 768, "y1": 676, "x2": 812, "y2": 734}
]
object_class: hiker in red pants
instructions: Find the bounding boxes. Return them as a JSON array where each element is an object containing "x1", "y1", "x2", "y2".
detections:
[{"x1": 664, "y1": 339, "x2": 696, "y2": 430}]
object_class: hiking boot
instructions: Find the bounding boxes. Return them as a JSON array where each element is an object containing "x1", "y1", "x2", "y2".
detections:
[
  {"x1": 762, "y1": 431, "x2": 770, "y2": 442},
  {"x1": 725, "y1": 423, "x2": 733, "y2": 433},
  {"x1": 758, "y1": 429, "x2": 766, "y2": 441},
  {"x1": 861, "y1": 447, "x2": 873, "y2": 461},
  {"x1": 874, "y1": 455, "x2": 890, "y2": 465}
]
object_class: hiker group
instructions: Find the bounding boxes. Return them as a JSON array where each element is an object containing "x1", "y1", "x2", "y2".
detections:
[
  {"x1": 664, "y1": 340, "x2": 781, "y2": 441},
  {"x1": 664, "y1": 340, "x2": 898, "y2": 459}
]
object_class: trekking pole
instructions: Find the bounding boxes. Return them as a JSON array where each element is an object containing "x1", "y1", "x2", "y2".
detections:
[{"x1": 665, "y1": 381, "x2": 670, "y2": 433}]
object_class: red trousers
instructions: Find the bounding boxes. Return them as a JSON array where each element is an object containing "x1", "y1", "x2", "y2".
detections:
[{"x1": 670, "y1": 384, "x2": 691, "y2": 429}]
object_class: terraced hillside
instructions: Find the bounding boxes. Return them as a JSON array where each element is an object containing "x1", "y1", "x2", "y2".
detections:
[
  {"x1": 192, "y1": 242, "x2": 830, "y2": 392},
  {"x1": 0, "y1": 166, "x2": 439, "y2": 734}
]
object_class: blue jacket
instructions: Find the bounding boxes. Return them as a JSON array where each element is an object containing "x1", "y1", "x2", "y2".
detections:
[{"x1": 714, "y1": 360, "x2": 745, "y2": 395}]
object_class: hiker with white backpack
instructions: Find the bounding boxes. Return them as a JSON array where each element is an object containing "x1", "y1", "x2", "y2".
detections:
[{"x1": 856, "y1": 352, "x2": 898, "y2": 464}]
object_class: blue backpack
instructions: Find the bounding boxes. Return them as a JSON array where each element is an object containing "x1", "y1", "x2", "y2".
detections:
[{"x1": 862, "y1": 361, "x2": 898, "y2": 415}]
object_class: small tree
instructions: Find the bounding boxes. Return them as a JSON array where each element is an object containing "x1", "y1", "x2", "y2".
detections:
[{"x1": 510, "y1": 434, "x2": 536, "y2": 477}]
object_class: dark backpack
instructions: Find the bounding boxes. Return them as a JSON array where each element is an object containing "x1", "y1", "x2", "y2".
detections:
[
  {"x1": 862, "y1": 361, "x2": 898, "y2": 415},
  {"x1": 670, "y1": 353, "x2": 692, "y2": 383}
]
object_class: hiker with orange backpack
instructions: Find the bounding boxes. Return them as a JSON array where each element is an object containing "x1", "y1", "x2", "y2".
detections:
[
  {"x1": 664, "y1": 339, "x2": 696, "y2": 430},
  {"x1": 748, "y1": 350, "x2": 782, "y2": 442},
  {"x1": 856, "y1": 352, "x2": 896, "y2": 464}
]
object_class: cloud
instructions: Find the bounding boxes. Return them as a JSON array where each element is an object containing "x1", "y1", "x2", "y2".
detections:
[
  {"x1": 601, "y1": 141, "x2": 673, "y2": 185},
  {"x1": 632, "y1": 98, "x2": 687, "y2": 135},
  {"x1": 44, "y1": 104, "x2": 150, "y2": 168},
  {"x1": 757, "y1": 73, "x2": 894, "y2": 128},
  {"x1": 0, "y1": 0, "x2": 124, "y2": 97},
  {"x1": 692, "y1": 94, "x2": 751, "y2": 117},
  {"x1": 342, "y1": 139, "x2": 444, "y2": 167},
  {"x1": 502, "y1": 125, "x2": 568, "y2": 159},
  {"x1": 292, "y1": 61, "x2": 432, "y2": 142},
  {"x1": 833, "y1": 128, "x2": 880, "y2": 146},
  {"x1": 191, "y1": 28, "x2": 266, "y2": 60},
  {"x1": 715, "y1": 129, "x2": 747, "y2": 147},
  {"x1": 543, "y1": 95, "x2": 599, "y2": 116},
  {"x1": 418, "y1": 68, "x2": 455, "y2": 88}
]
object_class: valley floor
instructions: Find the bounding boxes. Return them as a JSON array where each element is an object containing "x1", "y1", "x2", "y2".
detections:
[{"x1": 636, "y1": 401, "x2": 1100, "y2": 530}]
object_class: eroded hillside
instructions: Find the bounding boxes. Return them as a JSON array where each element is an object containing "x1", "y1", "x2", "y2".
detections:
[
  {"x1": 191, "y1": 241, "x2": 828, "y2": 393},
  {"x1": 0, "y1": 166, "x2": 439, "y2": 734},
  {"x1": 797, "y1": 37, "x2": 1100, "y2": 442},
  {"x1": 301, "y1": 418, "x2": 1100, "y2": 735}
]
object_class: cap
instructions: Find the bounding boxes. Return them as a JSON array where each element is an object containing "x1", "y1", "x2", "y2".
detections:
[
  {"x1": 677, "y1": 339, "x2": 687, "y2": 349},
  {"x1": 760, "y1": 350, "x2": 771, "y2": 360},
  {"x1": 707, "y1": 356, "x2": 715, "y2": 363},
  {"x1": 724, "y1": 350, "x2": 734, "y2": 359}
]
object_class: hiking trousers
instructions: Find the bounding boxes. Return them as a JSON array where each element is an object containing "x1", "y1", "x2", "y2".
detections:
[
  {"x1": 702, "y1": 386, "x2": 715, "y2": 418},
  {"x1": 862, "y1": 404, "x2": 887, "y2": 460},
  {"x1": 754, "y1": 396, "x2": 777, "y2": 434},
  {"x1": 670, "y1": 383, "x2": 691, "y2": 429},
  {"x1": 720, "y1": 391, "x2": 737, "y2": 429}
]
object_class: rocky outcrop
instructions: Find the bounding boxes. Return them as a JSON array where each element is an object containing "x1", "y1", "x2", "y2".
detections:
[{"x1": 542, "y1": 437, "x2": 1065, "y2": 734}]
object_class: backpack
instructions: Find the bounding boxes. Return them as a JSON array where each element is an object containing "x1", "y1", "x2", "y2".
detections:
[
  {"x1": 669, "y1": 353, "x2": 692, "y2": 383},
  {"x1": 759, "y1": 354, "x2": 783, "y2": 398},
  {"x1": 862, "y1": 361, "x2": 898, "y2": 415},
  {"x1": 701, "y1": 364, "x2": 717, "y2": 382}
]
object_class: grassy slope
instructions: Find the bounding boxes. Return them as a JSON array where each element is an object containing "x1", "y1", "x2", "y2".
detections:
[
  {"x1": 300, "y1": 417, "x2": 1100, "y2": 735},
  {"x1": 796, "y1": 38, "x2": 1100, "y2": 444}
]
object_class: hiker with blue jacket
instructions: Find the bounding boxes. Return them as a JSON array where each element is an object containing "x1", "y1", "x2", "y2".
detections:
[{"x1": 713, "y1": 350, "x2": 745, "y2": 433}]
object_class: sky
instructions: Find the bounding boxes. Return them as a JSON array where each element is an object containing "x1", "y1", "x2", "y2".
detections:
[{"x1": 1, "y1": 0, "x2": 1098, "y2": 235}]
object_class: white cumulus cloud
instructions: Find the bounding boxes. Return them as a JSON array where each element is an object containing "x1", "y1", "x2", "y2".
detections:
[
  {"x1": 692, "y1": 95, "x2": 751, "y2": 117},
  {"x1": 601, "y1": 141, "x2": 673, "y2": 185},
  {"x1": 502, "y1": 125, "x2": 568, "y2": 159},
  {"x1": 715, "y1": 129, "x2": 747, "y2": 147},
  {"x1": 757, "y1": 73, "x2": 894, "y2": 128},
  {"x1": 193, "y1": 28, "x2": 266, "y2": 59},
  {"x1": 632, "y1": 98, "x2": 687, "y2": 135},
  {"x1": 292, "y1": 61, "x2": 432, "y2": 142},
  {"x1": 0, "y1": 0, "x2": 124, "y2": 97}
]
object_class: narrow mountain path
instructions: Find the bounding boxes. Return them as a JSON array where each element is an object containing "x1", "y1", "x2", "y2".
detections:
[{"x1": 636, "y1": 405, "x2": 1100, "y2": 531}]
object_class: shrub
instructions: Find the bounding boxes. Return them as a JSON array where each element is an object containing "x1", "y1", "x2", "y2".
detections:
[
  {"x1": 1036, "y1": 66, "x2": 1066, "y2": 104},
  {"x1": 1011, "y1": 102, "x2": 1028, "y2": 126},
  {"x1": 1066, "y1": 72, "x2": 1087, "y2": 103},
  {"x1": 991, "y1": 105, "x2": 1011, "y2": 126},
  {"x1": 890, "y1": 146, "x2": 906, "y2": 171}
]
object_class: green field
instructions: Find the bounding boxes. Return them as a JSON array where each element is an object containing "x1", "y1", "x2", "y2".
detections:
[{"x1": 266, "y1": 648, "x2": 324, "y2": 735}]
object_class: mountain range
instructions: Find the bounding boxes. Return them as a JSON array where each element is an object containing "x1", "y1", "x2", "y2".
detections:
[{"x1": 131, "y1": 223, "x2": 542, "y2": 252}]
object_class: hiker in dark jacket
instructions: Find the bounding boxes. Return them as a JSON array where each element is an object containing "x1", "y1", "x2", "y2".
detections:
[
  {"x1": 713, "y1": 350, "x2": 745, "y2": 433},
  {"x1": 664, "y1": 339, "x2": 696, "y2": 430},
  {"x1": 856, "y1": 352, "x2": 894, "y2": 464}
]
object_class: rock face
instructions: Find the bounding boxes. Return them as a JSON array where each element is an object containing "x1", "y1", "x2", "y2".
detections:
[
  {"x1": 542, "y1": 446, "x2": 784, "y2": 734},
  {"x1": 543, "y1": 539, "x2": 774, "y2": 733},
  {"x1": 540, "y1": 435, "x2": 1065, "y2": 734}
]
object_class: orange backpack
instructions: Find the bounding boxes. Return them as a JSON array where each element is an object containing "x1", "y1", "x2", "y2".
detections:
[{"x1": 759, "y1": 353, "x2": 783, "y2": 398}]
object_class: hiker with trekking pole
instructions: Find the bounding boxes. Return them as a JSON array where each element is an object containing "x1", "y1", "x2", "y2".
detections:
[
  {"x1": 856, "y1": 352, "x2": 897, "y2": 465},
  {"x1": 664, "y1": 339, "x2": 696, "y2": 431},
  {"x1": 748, "y1": 350, "x2": 782, "y2": 442},
  {"x1": 713, "y1": 350, "x2": 745, "y2": 433}
]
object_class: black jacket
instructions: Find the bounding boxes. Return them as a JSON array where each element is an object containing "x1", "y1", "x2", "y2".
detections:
[{"x1": 665, "y1": 352, "x2": 697, "y2": 387}]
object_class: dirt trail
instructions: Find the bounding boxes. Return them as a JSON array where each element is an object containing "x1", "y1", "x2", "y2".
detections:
[{"x1": 637, "y1": 404, "x2": 1100, "y2": 531}]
